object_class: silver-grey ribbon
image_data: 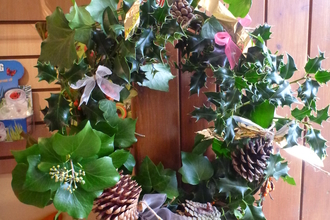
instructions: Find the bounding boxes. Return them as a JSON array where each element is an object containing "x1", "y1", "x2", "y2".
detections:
[{"x1": 70, "y1": 65, "x2": 123, "y2": 106}]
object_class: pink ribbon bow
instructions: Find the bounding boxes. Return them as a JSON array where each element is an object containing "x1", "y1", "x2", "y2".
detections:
[{"x1": 214, "y1": 32, "x2": 242, "y2": 69}]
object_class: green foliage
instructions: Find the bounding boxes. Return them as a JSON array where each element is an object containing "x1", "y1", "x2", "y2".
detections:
[
  {"x1": 223, "y1": 0, "x2": 252, "y2": 18},
  {"x1": 191, "y1": 105, "x2": 217, "y2": 122},
  {"x1": 305, "y1": 128, "x2": 327, "y2": 160},
  {"x1": 35, "y1": 62, "x2": 57, "y2": 83},
  {"x1": 248, "y1": 101, "x2": 275, "y2": 128},
  {"x1": 304, "y1": 50, "x2": 325, "y2": 74}
]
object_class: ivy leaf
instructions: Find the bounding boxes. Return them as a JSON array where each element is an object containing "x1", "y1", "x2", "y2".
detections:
[
  {"x1": 248, "y1": 101, "x2": 275, "y2": 129},
  {"x1": 43, "y1": 93, "x2": 71, "y2": 131},
  {"x1": 99, "y1": 99, "x2": 119, "y2": 127},
  {"x1": 223, "y1": 0, "x2": 252, "y2": 18},
  {"x1": 12, "y1": 144, "x2": 40, "y2": 164},
  {"x1": 190, "y1": 70, "x2": 207, "y2": 95},
  {"x1": 24, "y1": 155, "x2": 60, "y2": 193},
  {"x1": 291, "y1": 106, "x2": 312, "y2": 121},
  {"x1": 191, "y1": 105, "x2": 217, "y2": 122},
  {"x1": 114, "y1": 55, "x2": 130, "y2": 83},
  {"x1": 309, "y1": 105, "x2": 329, "y2": 125},
  {"x1": 136, "y1": 28, "x2": 154, "y2": 57},
  {"x1": 38, "y1": 136, "x2": 66, "y2": 163},
  {"x1": 153, "y1": 0, "x2": 171, "y2": 23},
  {"x1": 251, "y1": 24, "x2": 272, "y2": 41},
  {"x1": 12, "y1": 164, "x2": 51, "y2": 208},
  {"x1": 264, "y1": 153, "x2": 295, "y2": 184},
  {"x1": 285, "y1": 122, "x2": 303, "y2": 148},
  {"x1": 65, "y1": 3, "x2": 95, "y2": 44},
  {"x1": 124, "y1": 153, "x2": 136, "y2": 172},
  {"x1": 192, "y1": 134, "x2": 214, "y2": 155},
  {"x1": 201, "y1": 17, "x2": 223, "y2": 39},
  {"x1": 305, "y1": 128, "x2": 327, "y2": 160},
  {"x1": 280, "y1": 53, "x2": 297, "y2": 79},
  {"x1": 315, "y1": 70, "x2": 330, "y2": 84},
  {"x1": 38, "y1": 7, "x2": 77, "y2": 69},
  {"x1": 35, "y1": 62, "x2": 57, "y2": 83},
  {"x1": 61, "y1": 59, "x2": 88, "y2": 84},
  {"x1": 179, "y1": 152, "x2": 214, "y2": 185},
  {"x1": 93, "y1": 130, "x2": 114, "y2": 157},
  {"x1": 157, "y1": 164, "x2": 179, "y2": 199},
  {"x1": 114, "y1": 118, "x2": 137, "y2": 148},
  {"x1": 53, "y1": 121, "x2": 101, "y2": 159},
  {"x1": 81, "y1": 97, "x2": 106, "y2": 125},
  {"x1": 53, "y1": 183, "x2": 100, "y2": 219},
  {"x1": 81, "y1": 157, "x2": 120, "y2": 192},
  {"x1": 135, "y1": 156, "x2": 170, "y2": 193},
  {"x1": 297, "y1": 79, "x2": 320, "y2": 106},
  {"x1": 140, "y1": 63, "x2": 175, "y2": 92},
  {"x1": 86, "y1": 0, "x2": 118, "y2": 23},
  {"x1": 242, "y1": 204, "x2": 266, "y2": 220},
  {"x1": 304, "y1": 50, "x2": 325, "y2": 74},
  {"x1": 109, "y1": 149, "x2": 130, "y2": 169}
]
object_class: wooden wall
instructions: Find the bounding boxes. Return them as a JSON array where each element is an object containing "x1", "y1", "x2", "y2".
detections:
[{"x1": 1, "y1": 0, "x2": 330, "y2": 219}]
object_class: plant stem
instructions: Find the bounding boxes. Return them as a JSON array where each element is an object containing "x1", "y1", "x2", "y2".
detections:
[{"x1": 289, "y1": 76, "x2": 306, "y2": 84}]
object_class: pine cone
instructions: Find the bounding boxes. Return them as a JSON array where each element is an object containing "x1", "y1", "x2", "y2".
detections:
[
  {"x1": 93, "y1": 171, "x2": 142, "y2": 220},
  {"x1": 231, "y1": 137, "x2": 273, "y2": 182},
  {"x1": 170, "y1": 0, "x2": 195, "y2": 26},
  {"x1": 177, "y1": 200, "x2": 221, "y2": 219}
]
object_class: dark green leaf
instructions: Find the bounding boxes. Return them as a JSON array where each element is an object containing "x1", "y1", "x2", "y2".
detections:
[
  {"x1": 102, "y1": 7, "x2": 122, "y2": 37},
  {"x1": 190, "y1": 70, "x2": 207, "y2": 95},
  {"x1": 216, "y1": 176, "x2": 251, "y2": 197},
  {"x1": 122, "y1": 0, "x2": 136, "y2": 13},
  {"x1": 224, "y1": 116, "x2": 237, "y2": 143},
  {"x1": 275, "y1": 118, "x2": 291, "y2": 131},
  {"x1": 53, "y1": 183, "x2": 100, "y2": 219},
  {"x1": 157, "y1": 165, "x2": 179, "y2": 199},
  {"x1": 81, "y1": 97, "x2": 106, "y2": 124},
  {"x1": 114, "y1": 55, "x2": 130, "y2": 82},
  {"x1": 251, "y1": 24, "x2": 272, "y2": 41},
  {"x1": 223, "y1": 0, "x2": 252, "y2": 18},
  {"x1": 201, "y1": 17, "x2": 223, "y2": 39},
  {"x1": 109, "y1": 149, "x2": 130, "y2": 168},
  {"x1": 191, "y1": 105, "x2": 217, "y2": 122},
  {"x1": 249, "y1": 101, "x2": 275, "y2": 128},
  {"x1": 280, "y1": 53, "x2": 297, "y2": 79},
  {"x1": 212, "y1": 139, "x2": 231, "y2": 158},
  {"x1": 93, "y1": 130, "x2": 114, "y2": 157},
  {"x1": 264, "y1": 153, "x2": 295, "y2": 184},
  {"x1": 160, "y1": 18, "x2": 185, "y2": 37},
  {"x1": 309, "y1": 105, "x2": 329, "y2": 125},
  {"x1": 140, "y1": 0, "x2": 156, "y2": 27},
  {"x1": 136, "y1": 28, "x2": 154, "y2": 57},
  {"x1": 12, "y1": 164, "x2": 51, "y2": 208},
  {"x1": 124, "y1": 153, "x2": 136, "y2": 172},
  {"x1": 304, "y1": 50, "x2": 325, "y2": 74},
  {"x1": 285, "y1": 122, "x2": 303, "y2": 147},
  {"x1": 119, "y1": 40, "x2": 136, "y2": 59},
  {"x1": 315, "y1": 70, "x2": 330, "y2": 84},
  {"x1": 81, "y1": 157, "x2": 120, "y2": 192},
  {"x1": 291, "y1": 106, "x2": 311, "y2": 121},
  {"x1": 297, "y1": 79, "x2": 320, "y2": 106},
  {"x1": 235, "y1": 77, "x2": 249, "y2": 90},
  {"x1": 12, "y1": 144, "x2": 40, "y2": 164},
  {"x1": 192, "y1": 134, "x2": 214, "y2": 155},
  {"x1": 43, "y1": 93, "x2": 71, "y2": 131},
  {"x1": 53, "y1": 121, "x2": 101, "y2": 158},
  {"x1": 38, "y1": 136, "x2": 66, "y2": 163},
  {"x1": 153, "y1": 0, "x2": 171, "y2": 23},
  {"x1": 305, "y1": 128, "x2": 327, "y2": 160},
  {"x1": 38, "y1": 7, "x2": 77, "y2": 69},
  {"x1": 99, "y1": 99, "x2": 120, "y2": 126},
  {"x1": 179, "y1": 152, "x2": 214, "y2": 185},
  {"x1": 35, "y1": 62, "x2": 57, "y2": 83},
  {"x1": 114, "y1": 118, "x2": 137, "y2": 148},
  {"x1": 242, "y1": 203, "x2": 266, "y2": 220},
  {"x1": 61, "y1": 59, "x2": 88, "y2": 84},
  {"x1": 86, "y1": 0, "x2": 118, "y2": 23}
]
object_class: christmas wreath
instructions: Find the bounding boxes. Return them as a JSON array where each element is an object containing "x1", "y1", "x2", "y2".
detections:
[{"x1": 11, "y1": 0, "x2": 330, "y2": 219}]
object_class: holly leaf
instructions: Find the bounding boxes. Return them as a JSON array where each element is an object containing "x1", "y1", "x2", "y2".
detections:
[
  {"x1": 242, "y1": 204, "x2": 266, "y2": 220},
  {"x1": 81, "y1": 157, "x2": 120, "y2": 192},
  {"x1": 280, "y1": 53, "x2": 297, "y2": 79},
  {"x1": 216, "y1": 176, "x2": 251, "y2": 198},
  {"x1": 81, "y1": 98, "x2": 106, "y2": 125},
  {"x1": 179, "y1": 152, "x2": 214, "y2": 185},
  {"x1": 192, "y1": 134, "x2": 214, "y2": 155},
  {"x1": 304, "y1": 50, "x2": 325, "y2": 74},
  {"x1": 135, "y1": 156, "x2": 170, "y2": 193},
  {"x1": 53, "y1": 183, "x2": 100, "y2": 219},
  {"x1": 271, "y1": 81, "x2": 295, "y2": 106},
  {"x1": 251, "y1": 24, "x2": 272, "y2": 41},
  {"x1": 235, "y1": 77, "x2": 249, "y2": 90},
  {"x1": 86, "y1": 0, "x2": 118, "y2": 23},
  {"x1": 213, "y1": 67, "x2": 235, "y2": 90},
  {"x1": 315, "y1": 70, "x2": 330, "y2": 84},
  {"x1": 114, "y1": 118, "x2": 137, "y2": 148},
  {"x1": 114, "y1": 55, "x2": 130, "y2": 82},
  {"x1": 12, "y1": 164, "x2": 52, "y2": 208},
  {"x1": 190, "y1": 70, "x2": 207, "y2": 95},
  {"x1": 224, "y1": 116, "x2": 236, "y2": 143},
  {"x1": 153, "y1": 0, "x2": 171, "y2": 23},
  {"x1": 264, "y1": 153, "x2": 295, "y2": 184},
  {"x1": 201, "y1": 17, "x2": 223, "y2": 39},
  {"x1": 102, "y1": 7, "x2": 123, "y2": 37},
  {"x1": 53, "y1": 121, "x2": 101, "y2": 159},
  {"x1": 305, "y1": 128, "x2": 327, "y2": 160},
  {"x1": 298, "y1": 79, "x2": 320, "y2": 106},
  {"x1": 160, "y1": 18, "x2": 185, "y2": 37},
  {"x1": 43, "y1": 93, "x2": 71, "y2": 131},
  {"x1": 136, "y1": 28, "x2": 154, "y2": 57},
  {"x1": 248, "y1": 101, "x2": 275, "y2": 128},
  {"x1": 191, "y1": 105, "x2": 217, "y2": 122},
  {"x1": 223, "y1": 0, "x2": 252, "y2": 18},
  {"x1": 38, "y1": 7, "x2": 77, "y2": 69},
  {"x1": 285, "y1": 122, "x2": 303, "y2": 148},
  {"x1": 140, "y1": 63, "x2": 175, "y2": 92},
  {"x1": 212, "y1": 139, "x2": 231, "y2": 158},
  {"x1": 291, "y1": 106, "x2": 312, "y2": 121},
  {"x1": 140, "y1": 0, "x2": 156, "y2": 27},
  {"x1": 309, "y1": 105, "x2": 329, "y2": 125},
  {"x1": 61, "y1": 59, "x2": 88, "y2": 84},
  {"x1": 35, "y1": 62, "x2": 57, "y2": 83}
]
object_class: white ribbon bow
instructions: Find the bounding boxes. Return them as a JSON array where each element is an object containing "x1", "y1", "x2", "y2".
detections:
[{"x1": 70, "y1": 65, "x2": 123, "y2": 106}]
